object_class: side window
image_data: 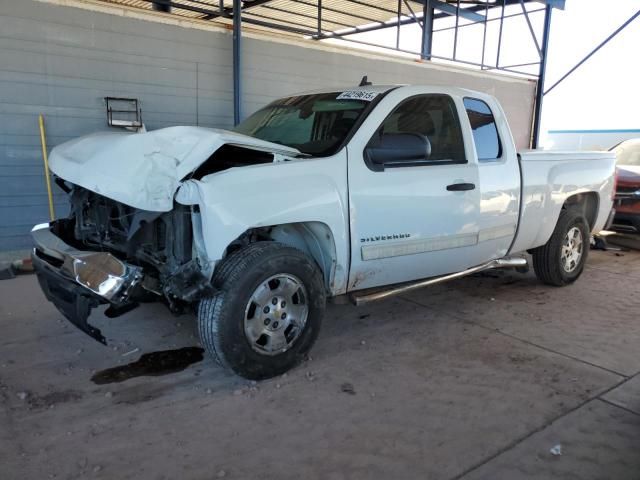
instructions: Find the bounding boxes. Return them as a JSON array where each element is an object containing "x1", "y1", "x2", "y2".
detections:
[
  {"x1": 370, "y1": 94, "x2": 466, "y2": 166},
  {"x1": 463, "y1": 98, "x2": 502, "y2": 161}
]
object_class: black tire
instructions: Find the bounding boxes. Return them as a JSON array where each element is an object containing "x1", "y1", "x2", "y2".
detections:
[
  {"x1": 532, "y1": 208, "x2": 590, "y2": 286},
  {"x1": 198, "y1": 242, "x2": 326, "y2": 380}
]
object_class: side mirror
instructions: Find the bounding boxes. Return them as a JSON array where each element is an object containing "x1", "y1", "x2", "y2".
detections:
[{"x1": 365, "y1": 133, "x2": 431, "y2": 171}]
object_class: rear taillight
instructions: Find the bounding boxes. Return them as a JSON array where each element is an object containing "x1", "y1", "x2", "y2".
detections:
[{"x1": 612, "y1": 168, "x2": 619, "y2": 200}]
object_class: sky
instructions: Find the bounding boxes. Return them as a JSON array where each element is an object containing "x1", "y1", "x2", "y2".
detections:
[
  {"x1": 326, "y1": 0, "x2": 640, "y2": 140},
  {"x1": 542, "y1": 0, "x2": 639, "y2": 132}
]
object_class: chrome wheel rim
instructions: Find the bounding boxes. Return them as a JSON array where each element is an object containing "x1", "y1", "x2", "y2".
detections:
[
  {"x1": 561, "y1": 227, "x2": 583, "y2": 273},
  {"x1": 243, "y1": 274, "x2": 309, "y2": 356}
]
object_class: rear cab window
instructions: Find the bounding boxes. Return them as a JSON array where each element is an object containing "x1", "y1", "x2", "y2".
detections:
[{"x1": 463, "y1": 98, "x2": 502, "y2": 162}]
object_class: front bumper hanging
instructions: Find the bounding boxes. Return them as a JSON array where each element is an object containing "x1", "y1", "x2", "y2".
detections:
[{"x1": 31, "y1": 221, "x2": 143, "y2": 344}]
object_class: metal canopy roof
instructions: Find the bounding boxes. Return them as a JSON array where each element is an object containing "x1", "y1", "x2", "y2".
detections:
[
  {"x1": 96, "y1": 1, "x2": 562, "y2": 45},
  {"x1": 57, "y1": 1, "x2": 640, "y2": 148},
  {"x1": 90, "y1": 0, "x2": 569, "y2": 147}
]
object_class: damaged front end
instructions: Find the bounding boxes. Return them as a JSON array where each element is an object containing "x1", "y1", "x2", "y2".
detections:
[
  {"x1": 31, "y1": 185, "x2": 215, "y2": 344},
  {"x1": 32, "y1": 126, "x2": 302, "y2": 344}
]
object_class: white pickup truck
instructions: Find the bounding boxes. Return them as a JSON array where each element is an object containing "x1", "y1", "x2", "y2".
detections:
[{"x1": 32, "y1": 84, "x2": 616, "y2": 379}]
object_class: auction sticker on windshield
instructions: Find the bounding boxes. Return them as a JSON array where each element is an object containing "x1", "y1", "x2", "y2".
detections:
[{"x1": 336, "y1": 91, "x2": 379, "y2": 101}]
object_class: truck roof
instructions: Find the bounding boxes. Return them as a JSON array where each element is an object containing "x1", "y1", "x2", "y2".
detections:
[{"x1": 294, "y1": 84, "x2": 492, "y2": 100}]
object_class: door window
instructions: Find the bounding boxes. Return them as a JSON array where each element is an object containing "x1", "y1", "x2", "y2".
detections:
[
  {"x1": 370, "y1": 94, "x2": 466, "y2": 166},
  {"x1": 463, "y1": 98, "x2": 502, "y2": 161}
]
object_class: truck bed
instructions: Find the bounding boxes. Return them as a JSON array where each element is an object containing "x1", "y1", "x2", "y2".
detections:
[{"x1": 510, "y1": 149, "x2": 616, "y2": 253}]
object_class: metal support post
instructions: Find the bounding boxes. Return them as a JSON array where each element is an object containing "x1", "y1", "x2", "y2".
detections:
[
  {"x1": 232, "y1": 0, "x2": 241, "y2": 126},
  {"x1": 532, "y1": 4, "x2": 552, "y2": 148}
]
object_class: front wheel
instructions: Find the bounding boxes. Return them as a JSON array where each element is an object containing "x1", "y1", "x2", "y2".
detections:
[
  {"x1": 198, "y1": 242, "x2": 326, "y2": 380},
  {"x1": 532, "y1": 208, "x2": 590, "y2": 286}
]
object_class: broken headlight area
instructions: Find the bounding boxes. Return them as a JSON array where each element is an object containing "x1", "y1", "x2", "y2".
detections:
[
  {"x1": 32, "y1": 184, "x2": 215, "y2": 343},
  {"x1": 69, "y1": 186, "x2": 215, "y2": 304}
]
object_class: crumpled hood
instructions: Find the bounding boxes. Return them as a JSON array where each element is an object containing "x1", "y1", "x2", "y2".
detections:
[{"x1": 49, "y1": 126, "x2": 301, "y2": 211}]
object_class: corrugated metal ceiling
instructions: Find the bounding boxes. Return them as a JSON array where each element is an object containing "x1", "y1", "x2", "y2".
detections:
[{"x1": 94, "y1": 0, "x2": 454, "y2": 36}]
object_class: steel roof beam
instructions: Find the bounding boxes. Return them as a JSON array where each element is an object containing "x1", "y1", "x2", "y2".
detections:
[
  {"x1": 415, "y1": 0, "x2": 486, "y2": 23},
  {"x1": 431, "y1": 0, "x2": 523, "y2": 20},
  {"x1": 315, "y1": 15, "x2": 421, "y2": 40},
  {"x1": 433, "y1": 7, "x2": 544, "y2": 32},
  {"x1": 138, "y1": 0, "x2": 220, "y2": 17},
  {"x1": 258, "y1": 4, "x2": 357, "y2": 30},
  {"x1": 242, "y1": 16, "x2": 318, "y2": 35},
  {"x1": 202, "y1": 0, "x2": 275, "y2": 20},
  {"x1": 321, "y1": 0, "x2": 533, "y2": 40},
  {"x1": 289, "y1": 0, "x2": 386, "y2": 26},
  {"x1": 533, "y1": 0, "x2": 565, "y2": 9},
  {"x1": 342, "y1": 0, "x2": 398, "y2": 16},
  {"x1": 403, "y1": 0, "x2": 423, "y2": 28},
  {"x1": 544, "y1": 8, "x2": 640, "y2": 95},
  {"x1": 520, "y1": 0, "x2": 541, "y2": 58}
]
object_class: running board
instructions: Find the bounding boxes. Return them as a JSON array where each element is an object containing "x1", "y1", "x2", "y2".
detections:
[{"x1": 351, "y1": 257, "x2": 528, "y2": 306}]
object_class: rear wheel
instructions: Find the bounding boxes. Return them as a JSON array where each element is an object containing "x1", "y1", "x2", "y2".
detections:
[
  {"x1": 198, "y1": 242, "x2": 326, "y2": 380},
  {"x1": 532, "y1": 208, "x2": 590, "y2": 286}
]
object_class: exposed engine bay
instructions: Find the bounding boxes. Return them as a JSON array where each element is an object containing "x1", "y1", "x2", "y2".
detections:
[
  {"x1": 51, "y1": 143, "x2": 284, "y2": 311},
  {"x1": 58, "y1": 182, "x2": 211, "y2": 311}
]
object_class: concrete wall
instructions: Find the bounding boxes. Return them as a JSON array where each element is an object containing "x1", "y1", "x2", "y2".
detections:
[{"x1": 0, "y1": 0, "x2": 536, "y2": 251}]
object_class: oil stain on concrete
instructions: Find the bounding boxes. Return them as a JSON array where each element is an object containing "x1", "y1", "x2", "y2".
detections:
[{"x1": 91, "y1": 347, "x2": 204, "y2": 384}]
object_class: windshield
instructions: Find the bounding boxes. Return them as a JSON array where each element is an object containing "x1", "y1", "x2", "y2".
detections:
[
  {"x1": 233, "y1": 92, "x2": 375, "y2": 156},
  {"x1": 613, "y1": 139, "x2": 640, "y2": 166}
]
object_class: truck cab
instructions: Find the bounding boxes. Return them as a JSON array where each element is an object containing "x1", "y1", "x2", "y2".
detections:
[{"x1": 343, "y1": 85, "x2": 520, "y2": 290}]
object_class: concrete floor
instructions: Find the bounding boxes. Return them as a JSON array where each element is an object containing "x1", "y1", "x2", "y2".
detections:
[{"x1": 1, "y1": 249, "x2": 640, "y2": 480}]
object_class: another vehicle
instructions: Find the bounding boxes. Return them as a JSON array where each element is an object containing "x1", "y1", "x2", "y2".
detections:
[
  {"x1": 31, "y1": 85, "x2": 616, "y2": 379},
  {"x1": 611, "y1": 138, "x2": 640, "y2": 232}
]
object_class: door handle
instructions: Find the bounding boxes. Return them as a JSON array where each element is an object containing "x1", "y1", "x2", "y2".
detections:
[{"x1": 446, "y1": 182, "x2": 476, "y2": 191}]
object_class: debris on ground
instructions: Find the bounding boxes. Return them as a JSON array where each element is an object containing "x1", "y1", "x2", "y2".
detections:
[
  {"x1": 0, "y1": 258, "x2": 34, "y2": 280},
  {"x1": 550, "y1": 444, "x2": 562, "y2": 456},
  {"x1": 591, "y1": 235, "x2": 608, "y2": 251},
  {"x1": 0, "y1": 262, "x2": 15, "y2": 280},
  {"x1": 12, "y1": 258, "x2": 34, "y2": 273},
  {"x1": 340, "y1": 383, "x2": 356, "y2": 395}
]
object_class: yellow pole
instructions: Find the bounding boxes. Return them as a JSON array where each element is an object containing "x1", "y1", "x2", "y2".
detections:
[{"x1": 38, "y1": 114, "x2": 55, "y2": 221}]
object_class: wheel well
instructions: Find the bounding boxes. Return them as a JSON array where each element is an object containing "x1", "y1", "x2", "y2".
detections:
[
  {"x1": 224, "y1": 222, "x2": 338, "y2": 293},
  {"x1": 562, "y1": 192, "x2": 599, "y2": 230}
]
